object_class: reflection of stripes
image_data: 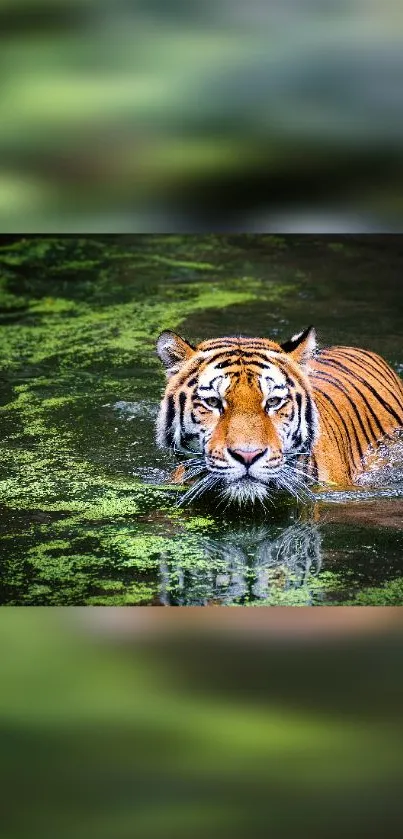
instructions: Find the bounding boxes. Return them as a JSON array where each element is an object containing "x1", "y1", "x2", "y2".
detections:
[{"x1": 160, "y1": 523, "x2": 323, "y2": 606}]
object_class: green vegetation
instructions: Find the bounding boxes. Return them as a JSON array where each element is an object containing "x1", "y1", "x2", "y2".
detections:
[
  {"x1": 341, "y1": 577, "x2": 403, "y2": 606},
  {"x1": 0, "y1": 235, "x2": 295, "y2": 604}
]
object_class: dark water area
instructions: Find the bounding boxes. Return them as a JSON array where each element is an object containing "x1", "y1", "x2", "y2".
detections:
[{"x1": 0, "y1": 234, "x2": 403, "y2": 605}]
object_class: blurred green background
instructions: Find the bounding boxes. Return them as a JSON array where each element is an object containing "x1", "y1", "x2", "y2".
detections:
[
  {"x1": 2, "y1": 1, "x2": 403, "y2": 231},
  {"x1": 1, "y1": 608, "x2": 403, "y2": 839}
]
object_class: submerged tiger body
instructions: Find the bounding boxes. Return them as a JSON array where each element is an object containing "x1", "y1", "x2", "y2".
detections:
[{"x1": 156, "y1": 327, "x2": 403, "y2": 504}]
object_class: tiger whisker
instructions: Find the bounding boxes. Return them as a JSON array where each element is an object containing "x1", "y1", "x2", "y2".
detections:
[
  {"x1": 288, "y1": 478, "x2": 316, "y2": 498},
  {"x1": 289, "y1": 467, "x2": 321, "y2": 486},
  {"x1": 176, "y1": 473, "x2": 221, "y2": 507},
  {"x1": 290, "y1": 467, "x2": 316, "y2": 481},
  {"x1": 182, "y1": 460, "x2": 204, "y2": 469},
  {"x1": 276, "y1": 470, "x2": 313, "y2": 503},
  {"x1": 173, "y1": 442, "x2": 200, "y2": 458},
  {"x1": 215, "y1": 489, "x2": 235, "y2": 513},
  {"x1": 182, "y1": 467, "x2": 206, "y2": 480}
]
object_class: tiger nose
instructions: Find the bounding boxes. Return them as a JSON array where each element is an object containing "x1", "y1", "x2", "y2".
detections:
[{"x1": 228, "y1": 447, "x2": 268, "y2": 466}]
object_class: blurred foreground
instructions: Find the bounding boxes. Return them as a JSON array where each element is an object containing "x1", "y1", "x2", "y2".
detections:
[
  {"x1": 2, "y1": 1, "x2": 403, "y2": 231},
  {"x1": 1, "y1": 607, "x2": 403, "y2": 838}
]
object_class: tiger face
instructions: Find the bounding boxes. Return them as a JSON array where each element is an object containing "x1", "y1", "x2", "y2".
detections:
[{"x1": 156, "y1": 327, "x2": 319, "y2": 504}]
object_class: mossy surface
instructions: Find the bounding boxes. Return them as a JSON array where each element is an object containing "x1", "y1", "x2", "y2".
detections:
[
  {"x1": 1, "y1": 234, "x2": 403, "y2": 605},
  {"x1": 0, "y1": 235, "x2": 291, "y2": 604}
]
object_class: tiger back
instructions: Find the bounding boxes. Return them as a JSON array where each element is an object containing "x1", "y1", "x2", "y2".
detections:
[{"x1": 310, "y1": 344, "x2": 403, "y2": 484}]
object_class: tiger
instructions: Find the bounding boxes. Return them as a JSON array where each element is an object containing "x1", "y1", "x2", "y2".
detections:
[{"x1": 156, "y1": 326, "x2": 403, "y2": 505}]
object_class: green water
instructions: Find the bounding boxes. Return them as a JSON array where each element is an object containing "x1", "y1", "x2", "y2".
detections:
[{"x1": 0, "y1": 234, "x2": 403, "y2": 606}]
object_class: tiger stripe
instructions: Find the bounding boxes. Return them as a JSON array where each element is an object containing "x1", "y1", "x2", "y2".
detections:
[
  {"x1": 317, "y1": 353, "x2": 402, "y2": 422},
  {"x1": 328, "y1": 352, "x2": 403, "y2": 416}
]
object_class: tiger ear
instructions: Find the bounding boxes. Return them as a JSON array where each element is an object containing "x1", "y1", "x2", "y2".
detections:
[
  {"x1": 280, "y1": 326, "x2": 316, "y2": 366},
  {"x1": 156, "y1": 330, "x2": 195, "y2": 374}
]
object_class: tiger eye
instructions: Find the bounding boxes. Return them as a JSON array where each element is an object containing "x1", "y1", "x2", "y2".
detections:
[
  {"x1": 265, "y1": 396, "x2": 283, "y2": 410},
  {"x1": 205, "y1": 396, "x2": 222, "y2": 410}
]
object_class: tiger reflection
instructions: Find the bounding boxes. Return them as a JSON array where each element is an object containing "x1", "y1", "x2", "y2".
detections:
[{"x1": 159, "y1": 522, "x2": 322, "y2": 606}]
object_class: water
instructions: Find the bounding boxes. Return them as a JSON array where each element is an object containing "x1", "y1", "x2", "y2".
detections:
[{"x1": 0, "y1": 234, "x2": 402, "y2": 605}]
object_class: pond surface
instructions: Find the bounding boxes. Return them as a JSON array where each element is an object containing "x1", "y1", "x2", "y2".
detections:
[{"x1": 0, "y1": 234, "x2": 403, "y2": 605}]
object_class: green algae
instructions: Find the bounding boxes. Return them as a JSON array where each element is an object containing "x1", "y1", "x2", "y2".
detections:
[
  {"x1": 0, "y1": 234, "x2": 298, "y2": 605},
  {"x1": 250, "y1": 570, "x2": 344, "y2": 607},
  {"x1": 339, "y1": 577, "x2": 403, "y2": 606}
]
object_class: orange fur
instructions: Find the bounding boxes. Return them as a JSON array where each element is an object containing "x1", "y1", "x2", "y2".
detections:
[{"x1": 157, "y1": 328, "x2": 403, "y2": 494}]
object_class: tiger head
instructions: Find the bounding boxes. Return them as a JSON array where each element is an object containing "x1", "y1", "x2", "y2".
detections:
[{"x1": 156, "y1": 327, "x2": 319, "y2": 504}]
